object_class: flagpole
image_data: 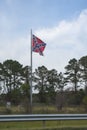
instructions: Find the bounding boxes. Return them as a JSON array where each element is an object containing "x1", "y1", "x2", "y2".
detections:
[{"x1": 30, "y1": 29, "x2": 32, "y2": 113}]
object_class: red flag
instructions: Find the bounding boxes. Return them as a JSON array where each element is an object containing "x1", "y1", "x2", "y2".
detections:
[{"x1": 32, "y1": 34, "x2": 46, "y2": 56}]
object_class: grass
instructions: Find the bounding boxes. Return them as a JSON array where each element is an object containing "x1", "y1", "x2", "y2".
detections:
[
  {"x1": 0, "y1": 120, "x2": 87, "y2": 130},
  {"x1": 0, "y1": 104, "x2": 86, "y2": 114},
  {"x1": 0, "y1": 105, "x2": 87, "y2": 130},
  {"x1": 32, "y1": 105, "x2": 86, "y2": 114}
]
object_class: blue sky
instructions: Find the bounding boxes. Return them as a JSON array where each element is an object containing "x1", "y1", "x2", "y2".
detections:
[{"x1": 0, "y1": 0, "x2": 87, "y2": 72}]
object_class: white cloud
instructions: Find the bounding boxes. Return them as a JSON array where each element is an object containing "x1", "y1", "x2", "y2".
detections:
[
  {"x1": 0, "y1": 9, "x2": 87, "y2": 72},
  {"x1": 33, "y1": 9, "x2": 87, "y2": 72}
]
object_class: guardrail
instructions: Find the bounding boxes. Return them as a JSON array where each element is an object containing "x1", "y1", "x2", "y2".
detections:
[{"x1": 0, "y1": 114, "x2": 87, "y2": 122}]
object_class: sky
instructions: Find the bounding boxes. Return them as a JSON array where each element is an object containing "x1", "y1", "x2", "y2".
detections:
[{"x1": 0, "y1": 0, "x2": 87, "y2": 72}]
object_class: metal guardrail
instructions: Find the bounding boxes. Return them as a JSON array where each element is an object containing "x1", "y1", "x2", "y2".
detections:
[{"x1": 0, "y1": 114, "x2": 87, "y2": 122}]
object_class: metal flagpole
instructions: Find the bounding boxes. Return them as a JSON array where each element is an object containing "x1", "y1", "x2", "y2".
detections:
[{"x1": 30, "y1": 29, "x2": 32, "y2": 113}]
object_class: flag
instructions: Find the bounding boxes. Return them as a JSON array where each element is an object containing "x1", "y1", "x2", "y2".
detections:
[{"x1": 32, "y1": 34, "x2": 46, "y2": 56}]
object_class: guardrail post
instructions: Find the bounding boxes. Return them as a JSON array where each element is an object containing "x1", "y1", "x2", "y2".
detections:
[{"x1": 42, "y1": 120, "x2": 46, "y2": 128}]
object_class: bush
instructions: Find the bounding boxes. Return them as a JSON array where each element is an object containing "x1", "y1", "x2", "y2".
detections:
[{"x1": 82, "y1": 96, "x2": 87, "y2": 111}]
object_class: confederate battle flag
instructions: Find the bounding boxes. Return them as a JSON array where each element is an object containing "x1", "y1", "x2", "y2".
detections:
[{"x1": 32, "y1": 34, "x2": 46, "y2": 56}]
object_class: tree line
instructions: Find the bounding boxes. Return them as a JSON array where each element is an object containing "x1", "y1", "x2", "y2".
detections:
[{"x1": 0, "y1": 56, "x2": 87, "y2": 111}]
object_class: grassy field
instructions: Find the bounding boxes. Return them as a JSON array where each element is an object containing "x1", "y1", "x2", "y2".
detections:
[
  {"x1": 0, "y1": 120, "x2": 87, "y2": 130},
  {"x1": 0, "y1": 104, "x2": 86, "y2": 114},
  {"x1": 0, "y1": 105, "x2": 87, "y2": 130}
]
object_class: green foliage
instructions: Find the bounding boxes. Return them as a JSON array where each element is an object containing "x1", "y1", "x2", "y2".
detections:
[
  {"x1": 1, "y1": 55, "x2": 87, "y2": 109},
  {"x1": 0, "y1": 59, "x2": 23, "y2": 102},
  {"x1": 82, "y1": 96, "x2": 87, "y2": 111},
  {"x1": 79, "y1": 56, "x2": 87, "y2": 94},
  {"x1": 65, "y1": 58, "x2": 80, "y2": 92},
  {"x1": 10, "y1": 88, "x2": 21, "y2": 105},
  {"x1": 21, "y1": 83, "x2": 30, "y2": 98},
  {"x1": 34, "y1": 66, "x2": 48, "y2": 103},
  {"x1": 0, "y1": 59, "x2": 31, "y2": 106},
  {"x1": 66, "y1": 89, "x2": 85, "y2": 106}
]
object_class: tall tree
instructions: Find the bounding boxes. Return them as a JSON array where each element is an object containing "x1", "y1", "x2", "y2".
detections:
[
  {"x1": 47, "y1": 69, "x2": 58, "y2": 103},
  {"x1": 21, "y1": 66, "x2": 30, "y2": 100},
  {"x1": 56, "y1": 72, "x2": 66, "y2": 110},
  {"x1": 3, "y1": 60, "x2": 23, "y2": 101},
  {"x1": 65, "y1": 58, "x2": 80, "y2": 92},
  {"x1": 34, "y1": 66, "x2": 48, "y2": 103},
  {"x1": 79, "y1": 56, "x2": 87, "y2": 94}
]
